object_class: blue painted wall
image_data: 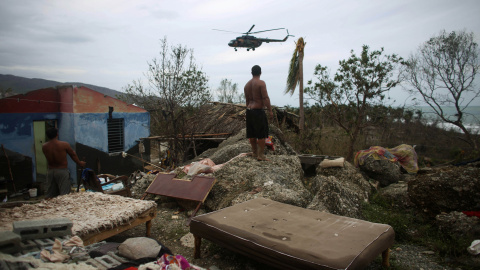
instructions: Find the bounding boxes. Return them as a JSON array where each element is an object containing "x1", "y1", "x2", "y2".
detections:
[
  {"x1": 73, "y1": 112, "x2": 150, "y2": 152},
  {"x1": 0, "y1": 111, "x2": 150, "y2": 183}
]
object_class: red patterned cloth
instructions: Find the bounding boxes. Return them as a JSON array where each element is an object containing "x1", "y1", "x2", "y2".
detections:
[{"x1": 354, "y1": 144, "x2": 419, "y2": 173}]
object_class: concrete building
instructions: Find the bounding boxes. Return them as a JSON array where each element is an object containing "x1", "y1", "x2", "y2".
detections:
[{"x1": 0, "y1": 85, "x2": 150, "y2": 194}]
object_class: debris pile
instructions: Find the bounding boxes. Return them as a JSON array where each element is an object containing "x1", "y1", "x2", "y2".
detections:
[
  {"x1": 408, "y1": 161, "x2": 480, "y2": 215},
  {"x1": 308, "y1": 162, "x2": 374, "y2": 219}
]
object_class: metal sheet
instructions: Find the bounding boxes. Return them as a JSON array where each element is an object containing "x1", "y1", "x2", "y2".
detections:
[{"x1": 146, "y1": 173, "x2": 216, "y2": 203}]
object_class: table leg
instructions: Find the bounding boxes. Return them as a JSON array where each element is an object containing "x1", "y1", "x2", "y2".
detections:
[
  {"x1": 146, "y1": 220, "x2": 152, "y2": 237},
  {"x1": 194, "y1": 235, "x2": 202, "y2": 259},
  {"x1": 382, "y1": 248, "x2": 390, "y2": 268}
]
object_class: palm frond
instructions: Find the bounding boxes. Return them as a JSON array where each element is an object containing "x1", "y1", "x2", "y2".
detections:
[{"x1": 285, "y1": 38, "x2": 306, "y2": 95}]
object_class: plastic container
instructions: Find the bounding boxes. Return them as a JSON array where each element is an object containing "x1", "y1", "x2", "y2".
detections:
[{"x1": 28, "y1": 188, "x2": 37, "y2": 197}]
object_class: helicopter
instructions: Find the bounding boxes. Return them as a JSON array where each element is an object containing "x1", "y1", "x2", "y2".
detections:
[{"x1": 213, "y1": 24, "x2": 294, "y2": 51}]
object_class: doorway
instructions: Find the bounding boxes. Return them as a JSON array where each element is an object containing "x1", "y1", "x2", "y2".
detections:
[{"x1": 34, "y1": 120, "x2": 57, "y2": 182}]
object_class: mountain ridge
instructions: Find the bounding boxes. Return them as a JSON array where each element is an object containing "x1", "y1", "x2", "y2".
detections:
[{"x1": 0, "y1": 74, "x2": 123, "y2": 98}]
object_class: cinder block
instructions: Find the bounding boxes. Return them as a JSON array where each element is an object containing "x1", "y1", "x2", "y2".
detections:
[
  {"x1": 55, "y1": 235, "x2": 72, "y2": 242},
  {"x1": 33, "y1": 238, "x2": 55, "y2": 248},
  {"x1": 85, "y1": 258, "x2": 108, "y2": 269},
  {"x1": 0, "y1": 231, "x2": 21, "y2": 254},
  {"x1": 95, "y1": 254, "x2": 122, "y2": 268},
  {"x1": 13, "y1": 218, "x2": 72, "y2": 240},
  {"x1": 107, "y1": 251, "x2": 129, "y2": 263},
  {"x1": 20, "y1": 239, "x2": 39, "y2": 252}
]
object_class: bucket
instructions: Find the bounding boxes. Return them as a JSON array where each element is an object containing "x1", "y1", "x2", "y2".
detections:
[{"x1": 28, "y1": 188, "x2": 37, "y2": 197}]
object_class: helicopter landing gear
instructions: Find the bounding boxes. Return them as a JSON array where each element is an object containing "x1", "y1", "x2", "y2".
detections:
[
  {"x1": 252, "y1": 48, "x2": 255, "y2": 51},
  {"x1": 234, "y1": 48, "x2": 237, "y2": 51},
  {"x1": 247, "y1": 48, "x2": 250, "y2": 51}
]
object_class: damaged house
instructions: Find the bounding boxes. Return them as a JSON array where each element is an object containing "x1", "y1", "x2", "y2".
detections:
[{"x1": 0, "y1": 85, "x2": 150, "y2": 193}]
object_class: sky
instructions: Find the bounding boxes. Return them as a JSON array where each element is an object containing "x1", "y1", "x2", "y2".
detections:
[{"x1": 1, "y1": 0, "x2": 479, "y2": 107}]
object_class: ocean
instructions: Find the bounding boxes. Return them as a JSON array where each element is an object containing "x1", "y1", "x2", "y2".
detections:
[{"x1": 406, "y1": 106, "x2": 480, "y2": 133}]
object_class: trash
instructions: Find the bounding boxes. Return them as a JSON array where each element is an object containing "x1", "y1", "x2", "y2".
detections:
[
  {"x1": 266, "y1": 136, "x2": 275, "y2": 151},
  {"x1": 111, "y1": 183, "x2": 124, "y2": 191},
  {"x1": 354, "y1": 144, "x2": 419, "y2": 173},
  {"x1": 28, "y1": 188, "x2": 37, "y2": 197},
  {"x1": 319, "y1": 157, "x2": 345, "y2": 168},
  {"x1": 467, "y1": 240, "x2": 480, "y2": 255},
  {"x1": 187, "y1": 163, "x2": 213, "y2": 176}
]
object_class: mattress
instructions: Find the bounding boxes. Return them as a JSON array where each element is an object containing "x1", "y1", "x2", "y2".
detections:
[
  {"x1": 0, "y1": 192, "x2": 157, "y2": 244},
  {"x1": 190, "y1": 198, "x2": 394, "y2": 270}
]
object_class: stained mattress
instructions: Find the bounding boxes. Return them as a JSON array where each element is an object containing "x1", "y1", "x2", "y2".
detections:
[
  {"x1": 0, "y1": 192, "x2": 157, "y2": 239},
  {"x1": 190, "y1": 198, "x2": 394, "y2": 270}
]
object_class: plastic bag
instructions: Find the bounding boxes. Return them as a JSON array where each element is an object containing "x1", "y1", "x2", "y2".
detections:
[{"x1": 187, "y1": 162, "x2": 214, "y2": 176}]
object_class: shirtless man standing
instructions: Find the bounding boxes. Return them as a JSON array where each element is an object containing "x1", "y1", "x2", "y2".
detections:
[
  {"x1": 244, "y1": 65, "x2": 273, "y2": 161},
  {"x1": 42, "y1": 127, "x2": 86, "y2": 198}
]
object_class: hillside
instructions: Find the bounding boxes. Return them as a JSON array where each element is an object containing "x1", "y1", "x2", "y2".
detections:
[{"x1": 0, "y1": 74, "x2": 123, "y2": 97}]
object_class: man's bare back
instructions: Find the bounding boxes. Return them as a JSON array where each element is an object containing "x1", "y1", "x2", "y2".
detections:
[
  {"x1": 42, "y1": 138, "x2": 85, "y2": 169},
  {"x1": 244, "y1": 77, "x2": 270, "y2": 110}
]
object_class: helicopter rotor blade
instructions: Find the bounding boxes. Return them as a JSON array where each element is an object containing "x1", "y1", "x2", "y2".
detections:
[
  {"x1": 212, "y1": 29, "x2": 243, "y2": 34},
  {"x1": 249, "y1": 28, "x2": 285, "y2": 34},
  {"x1": 245, "y1": 24, "x2": 255, "y2": 34}
]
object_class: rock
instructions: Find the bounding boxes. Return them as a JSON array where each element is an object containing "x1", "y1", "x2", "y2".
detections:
[
  {"x1": 180, "y1": 233, "x2": 195, "y2": 248},
  {"x1": 130, "y1": 174, "x2": 156, "y2": 199},
  {"x1": 118, "y1": 237, "x2": 162, "y2": 260},
  {"x1": 379, "y1": 181, "x2": 415, "y2": 209},
  {"x1": 408, "y1": 163, "x2": 480, "y2": 214},
  {"x1": 194, "y1": 126, "x2": 296, "y2": 165},
  {"x1": 358, "y1": 157, "x2": 402, "y2": 187},
  {"x1": 307, "y1": 162, "x2": 373, "y2": 219},
  {"x1": 206, "y1": 154, "x2": 311, "y2": 211},
  {"x1": 435, "y1": 211, "x2": 480, "y2": 240}
]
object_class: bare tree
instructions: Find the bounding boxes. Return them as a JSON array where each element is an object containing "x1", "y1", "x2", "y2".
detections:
[
  {"x1": 120, "y1": 37, "x2": 211, "y2": 163},
  {"x1": 216, "y1": 78, "x2": 243, "y2": 103},
  {"x1": 403, "y1": 30, "x2": 480, "y2": 149}
]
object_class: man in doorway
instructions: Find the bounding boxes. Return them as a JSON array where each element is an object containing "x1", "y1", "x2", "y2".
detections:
[
  {"x1": 42, "y1": 128, "x2": 86, "y2": 198},
  {"x1": 244, "y1": 65, "x2": 274, "y2": 161}
]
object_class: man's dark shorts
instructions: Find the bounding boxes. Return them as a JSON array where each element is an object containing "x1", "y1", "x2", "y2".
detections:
[
  {"x1": 246, "y1": 109, "x2": 269, "y2": 139},
  {"x1": 45, "y1": 168, "x2": 71, "y2": 198}
]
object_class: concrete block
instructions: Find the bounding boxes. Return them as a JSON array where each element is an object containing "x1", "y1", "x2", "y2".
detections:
[
  {"x1": 13, "y1": 218, "x2": 72, "y2": 240},
  {"x1": 20, "y1": 239, "x2": 39, "y2": 252},
  {"x1": 107, "y1": 251, "x2": 129, "y2": 263},
  {"x1": 0, "y1": 231, "x2": 21, "y2": 254},
  {"x1": 85, "y1": 258, "x2": 107, "y2": 269},
  {"x1": 33, "y1": 238, "x2": 55, "y2": 248},
  {"x1": 55, "y1": 235, "x2": 72, "y2": 242},
  {"x1": 95, "y1": 254, "x2": 122, "y2": 268}
]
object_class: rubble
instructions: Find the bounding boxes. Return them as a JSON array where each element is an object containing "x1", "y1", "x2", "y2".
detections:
[
  {"x1": 359, "y1": 158, "x2": 403, "y2": 187},
  {"x1": 378, "y1": 180, "x2": 416, "y2": 210},
  {"x1": 118, "y1": 237, "x2": 162, "y2": 260},
  {"x1": 207, "y1": 154, "x2": 310, "y2": 211},
  {"x1": 408, "y1": 162, "x2": 480, "y2": 215},
  {"x1": 435, "y1": 211, "x2": 480, "y2": 240},
  {"x1": 308, "y1": 162, "x2": 374, "y2": 219}
]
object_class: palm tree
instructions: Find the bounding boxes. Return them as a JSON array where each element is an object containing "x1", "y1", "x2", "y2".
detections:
[{"x1": 286, "y1": 37, "x2": 306, "y2": 131}]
